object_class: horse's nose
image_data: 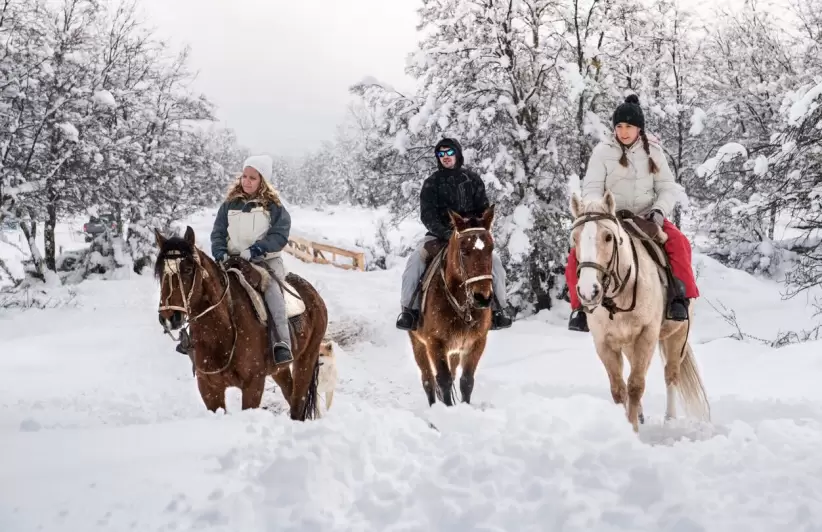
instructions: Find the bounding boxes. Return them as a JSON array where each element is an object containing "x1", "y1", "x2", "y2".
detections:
[
  {"x1": 577, "y1": 283, "x2": 601, "y2": 303},
  {"x1": 473, "y1": 293, "x2": 492, "y2": 309},
  {"x1": 158, "y1": 310, "x2": 184, "y2": 330}
]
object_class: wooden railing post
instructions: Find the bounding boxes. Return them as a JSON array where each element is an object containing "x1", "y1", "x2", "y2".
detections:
[{"x1": 284, "y1": 236, "x2": 365, "y2": 271}]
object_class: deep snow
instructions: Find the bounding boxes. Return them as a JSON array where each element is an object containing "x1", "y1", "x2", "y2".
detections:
[{"x1": 2, "y1": 205, "x2": 822, "y2": 531}]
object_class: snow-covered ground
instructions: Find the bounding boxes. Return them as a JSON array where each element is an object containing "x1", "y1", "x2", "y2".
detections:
[{"x1": 2, "y1": 205, "x2": 822, "y2": 531}]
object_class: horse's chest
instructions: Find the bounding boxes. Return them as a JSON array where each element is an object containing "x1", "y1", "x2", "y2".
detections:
[{"x1": 593, "y1": 315, "x2": 642, "y2": 347}]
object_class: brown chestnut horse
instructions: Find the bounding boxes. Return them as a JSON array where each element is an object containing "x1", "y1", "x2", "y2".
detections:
[
  {"x1": 409, "y1": 206, "x2": 496, "y2": 406},
  {"x1": 154, "y1": 226, "x2": 328, "y2": 421}
]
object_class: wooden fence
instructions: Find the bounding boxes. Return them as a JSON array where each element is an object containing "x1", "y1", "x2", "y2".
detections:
[{"x1": 284, "y1": 236, "x2": 365, "y2": 271}]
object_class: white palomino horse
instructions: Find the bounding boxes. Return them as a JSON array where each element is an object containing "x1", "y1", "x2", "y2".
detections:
[{"x1": 569, "y1": 191, "x2": 710, "y2": 432}]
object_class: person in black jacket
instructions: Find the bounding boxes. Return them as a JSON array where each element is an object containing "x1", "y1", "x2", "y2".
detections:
[{"x1": 396, "y1": 138, "x2": 512, "y2": 331}]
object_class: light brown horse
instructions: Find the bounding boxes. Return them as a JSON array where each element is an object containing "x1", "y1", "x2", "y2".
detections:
[
  {"x1": 409, "y1": 206, "x2": 496, "y2": 406},
  {"x1": 154, "y1": 226, "x2": 328, "y2": 421},
  {"x1": 569, "y1": 191, "x2": 710, "y2": 431}
]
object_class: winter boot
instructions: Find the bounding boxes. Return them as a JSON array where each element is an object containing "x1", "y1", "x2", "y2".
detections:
[
  {"x1": 491, "y1": 310, "x2": 513, "y2": 330},
  {"x1": 490, "y1": 297, "x2": 512, "y2": 330},
  {"x1": 666, "y1": 278, "x2": 690, "y2": 321},
  {"x1": 395, "y1": 307, "x2": 419, "y2": 331},
  {"x1": 267, "y1": 313, "x2": 293, "y2": 366},
  {"x1": 568, "y1": 309, "x2": 589, "y2": 332},
  {"x1": 176, "y1": 328, "x2": 192, "y2": 355},
  {"x1": 273, "y1": 344, "x2": 293, "y2": 365}
]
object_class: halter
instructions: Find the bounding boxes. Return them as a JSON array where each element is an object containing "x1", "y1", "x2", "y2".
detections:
[
  {"x1": 570, "y1": 212, "x2": 639, "y2": 319},
  {"x1": 157, "y1": 249, "x2": 237, "y2": 375},
  {"x1": 440, "y1": 227, "x2": 494, "y2": 323}
]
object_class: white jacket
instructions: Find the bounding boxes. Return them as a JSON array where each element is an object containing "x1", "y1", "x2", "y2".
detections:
[
  {"x1": 581, "y1": 136, "x2": 683, "y2": 218},
  {"x1": 211, "y1": 197, "x2": 291, "y2": 267}
]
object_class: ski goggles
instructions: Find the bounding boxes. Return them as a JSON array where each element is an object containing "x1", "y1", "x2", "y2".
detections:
[{"x1": 436, "y1": 148, "x2": 456, "y2": 157}]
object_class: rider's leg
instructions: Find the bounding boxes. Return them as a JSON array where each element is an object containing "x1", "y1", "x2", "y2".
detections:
[
  {"x1": 490, "y1": 251, "x2": 512, "y2": 330},
  {"x1": 661, "y1": 220, "x2": 697, "y2": 321},
  {"x1": 264, "y1": 257, "x2": 293, "y2": 364},
  {"x1": 566, "y1": 248, "x2": 588, "y2": 332},
  {"x1": 397, "y1": 237, "x2": 435, "y2": 330}
]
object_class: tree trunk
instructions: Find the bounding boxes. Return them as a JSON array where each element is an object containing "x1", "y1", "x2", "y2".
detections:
[
  {"x1": 768, "y1": 204, "x2": 777, "y2": 240},
  {"x1": 528, "y1": 247, "x2": 552, "y2": 313},
  {"x1": 44, "y1": 201, "x2": 57, "y2": 271}
]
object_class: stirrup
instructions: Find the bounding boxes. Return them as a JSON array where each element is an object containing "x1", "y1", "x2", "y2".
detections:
[
  {"x1": 666, "y1": 298, "x2": 689, "y2": 321},
  {"x1": 396, "y1": 308, "x2": 418, "y2": 331},
  {"x1": 568, "y1": 309, "x2": 589, "y2": 332},
  {"x1": 273, "y1": 344, "x2": 293, "y2": 365}
]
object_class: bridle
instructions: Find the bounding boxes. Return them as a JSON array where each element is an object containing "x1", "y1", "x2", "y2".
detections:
[
  {"x1": 157, "y1": 249, "x2": 237, "y2": 375},
  {"x1": 571, "y1": 212, "x2": 639, "y2": 319},
  {"x1": 440, "y1": 227, "x2": 494, "y2": 323}
]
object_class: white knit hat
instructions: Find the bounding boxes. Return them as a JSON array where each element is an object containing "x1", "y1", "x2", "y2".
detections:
[{"x1": 242, "y1": 154, "x2": 273, "y2": 183}]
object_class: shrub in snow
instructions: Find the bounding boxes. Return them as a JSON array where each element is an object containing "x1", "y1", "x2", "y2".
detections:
[{"x1": 55, "y1": 232, "x2": 130, "y2": 284}]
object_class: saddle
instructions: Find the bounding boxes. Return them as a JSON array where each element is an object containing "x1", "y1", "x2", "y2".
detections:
[
  {"x1": 223, "y1": 257, "x2": 306, "y2": 337},
  {"x1": 615, "y1": 210, "x2": 675, "y2": 288},
  {"x1": 414, "y1": 239, "x2": 449, "y2": 325}
]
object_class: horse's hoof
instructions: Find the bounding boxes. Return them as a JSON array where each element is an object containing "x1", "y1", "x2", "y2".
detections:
[{"x1": 639, "y1": 411, "x2": 645, "y2": 425}]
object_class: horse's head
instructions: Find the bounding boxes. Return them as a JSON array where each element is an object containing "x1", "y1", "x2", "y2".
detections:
[
  {"x1": 569, "y1": 191, "x2": 629, "y2": 309},
  {"x1": 154, "y1": 226, "x2": 214, "y2": 331},
  {"x1": 445, "y1": 205, "x2": 495, "y2": 309}
]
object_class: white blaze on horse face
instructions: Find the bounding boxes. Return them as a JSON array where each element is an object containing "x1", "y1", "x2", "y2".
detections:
[
  {"x1": 164, "y1": 258, "x2": 181, "y2": 275},
  {"x1": 577, "y1": 221, "x2": 602, "y2": 303},
  {"x1": 473, "y1": 236, "x2": 485, "y2": 251}
]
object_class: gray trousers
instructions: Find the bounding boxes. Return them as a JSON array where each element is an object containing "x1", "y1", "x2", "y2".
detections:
[
  {"x1": 400, "y1": 236, "x2": 508, "y2": 310},
  {"x1": 262, "y1": 257, "x2": 290, "y2": 351}
]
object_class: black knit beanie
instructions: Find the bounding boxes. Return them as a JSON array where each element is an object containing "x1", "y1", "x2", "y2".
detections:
[{"x1": 612, "y1": 94, "x2": 645, "y2": 130}]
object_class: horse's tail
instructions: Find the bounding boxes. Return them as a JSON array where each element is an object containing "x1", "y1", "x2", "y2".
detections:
[
  {"x1": 301, "y1": 357, "x2": 321, "y2": 420},
  {"x1": 661, "y1": 340, "x2": 710, "y2": 422}
]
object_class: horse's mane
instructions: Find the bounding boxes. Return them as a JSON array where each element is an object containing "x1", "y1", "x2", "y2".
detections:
[{"x1": 154, "y1": 236, "x2": 197, "y2": 280}]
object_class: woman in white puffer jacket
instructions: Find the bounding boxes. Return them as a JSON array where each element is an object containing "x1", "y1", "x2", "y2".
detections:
[{"x1": 566, "y1": 95, "x2": 699, "y2": 332}]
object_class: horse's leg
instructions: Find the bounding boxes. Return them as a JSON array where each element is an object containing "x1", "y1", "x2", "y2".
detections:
[
  {"x1": 196, "y1": 376, "x2": 226, "y2": 413},
  {"x1": 625, "y1": 328, "x2": 657, "y2": 432},
  {"x1": 431, "y1": 341, "x2": 455, "y2": 407},
  {"x1": 241, "y1": 374, "x2": 266, "y2": 410},
  {"x1": 594, "y1": 340, "x2": 627, "y2": 409},
  {"x1": 659, "y1": 334, "x2": 683, "y2": 421},
  {"x1": 460, "y1": 336, "x2": 487, "y2": 404},
  {"x1": 410, "y1": 334, "x2": 436, "y2": 406},
  {"x1": 271, "y1": 367, "x2": 294, "y2": 408}
]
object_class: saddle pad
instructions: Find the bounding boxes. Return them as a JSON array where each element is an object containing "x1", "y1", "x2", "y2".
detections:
[
  {"x1": 227, "y1": 268, "x2": 267, "y2": 323},
  {"x1": 419, "y1": 246, "x2": 448, "y2": 319},
  {"x1": 247, "y1": 262, "x2": 305, "y2": 319},
  {"x1": 283, "y1": 281, "x2": 306, "y2": 318},
  {"x1": 227, "y1": 266, "x2": 306, "y2": 323}
]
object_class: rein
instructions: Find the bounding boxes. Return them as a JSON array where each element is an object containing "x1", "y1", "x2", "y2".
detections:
[
  {"x1": 158, "y1": 250, "x2": 238, "y2": 375},
  {"x1": 571, "y1": 212, "x2": 639, "y2": 319},
  {"x1": 439, "y1": 227, "x2": 493, "y2": 323}
]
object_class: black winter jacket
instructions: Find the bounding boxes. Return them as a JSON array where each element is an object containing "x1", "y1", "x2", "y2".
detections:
[{"x1": 420, "y1": 138, "x2": 490, "y2": 240}]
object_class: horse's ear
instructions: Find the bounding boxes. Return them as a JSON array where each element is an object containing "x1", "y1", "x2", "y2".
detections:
[
  {"x1": 184, "y1": 226, "x2": 196, "y2": 246},
  {"x1": 603, "y1": 190, "x2": 616, "y2": 215},
  {"x1": 481, "y1": 204, "x2": 495, "y2": 230},
  {"x1": 154, "y1": 228, "x2": 166, "y2": 248},
  {"x1": 570, "y1": 193, "x2": 582, "y2": 219},
  {"x1": 448, "y1": 210, "x2": 466, "y2": 233}
]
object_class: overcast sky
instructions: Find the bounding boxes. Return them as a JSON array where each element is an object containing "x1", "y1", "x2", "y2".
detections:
[{"x1": 139, "y1": 0, "x2": 421, "y2": 157}]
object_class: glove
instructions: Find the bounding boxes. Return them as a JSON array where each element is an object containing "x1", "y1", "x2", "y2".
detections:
[
  {"x1": 213, "y1": 252, "x2": 226, "y2": 263},
  {"x1": 241, "y1": 244, "x2": 265, "y2": 261},
  {"x1": 647, "y1": 209, "x2": 664, "y2": 227}
]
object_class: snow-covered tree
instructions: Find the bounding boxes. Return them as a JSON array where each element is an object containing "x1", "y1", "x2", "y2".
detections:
[{"x1": 0, "y1": 0, "x2": 246, "y2": 283}]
